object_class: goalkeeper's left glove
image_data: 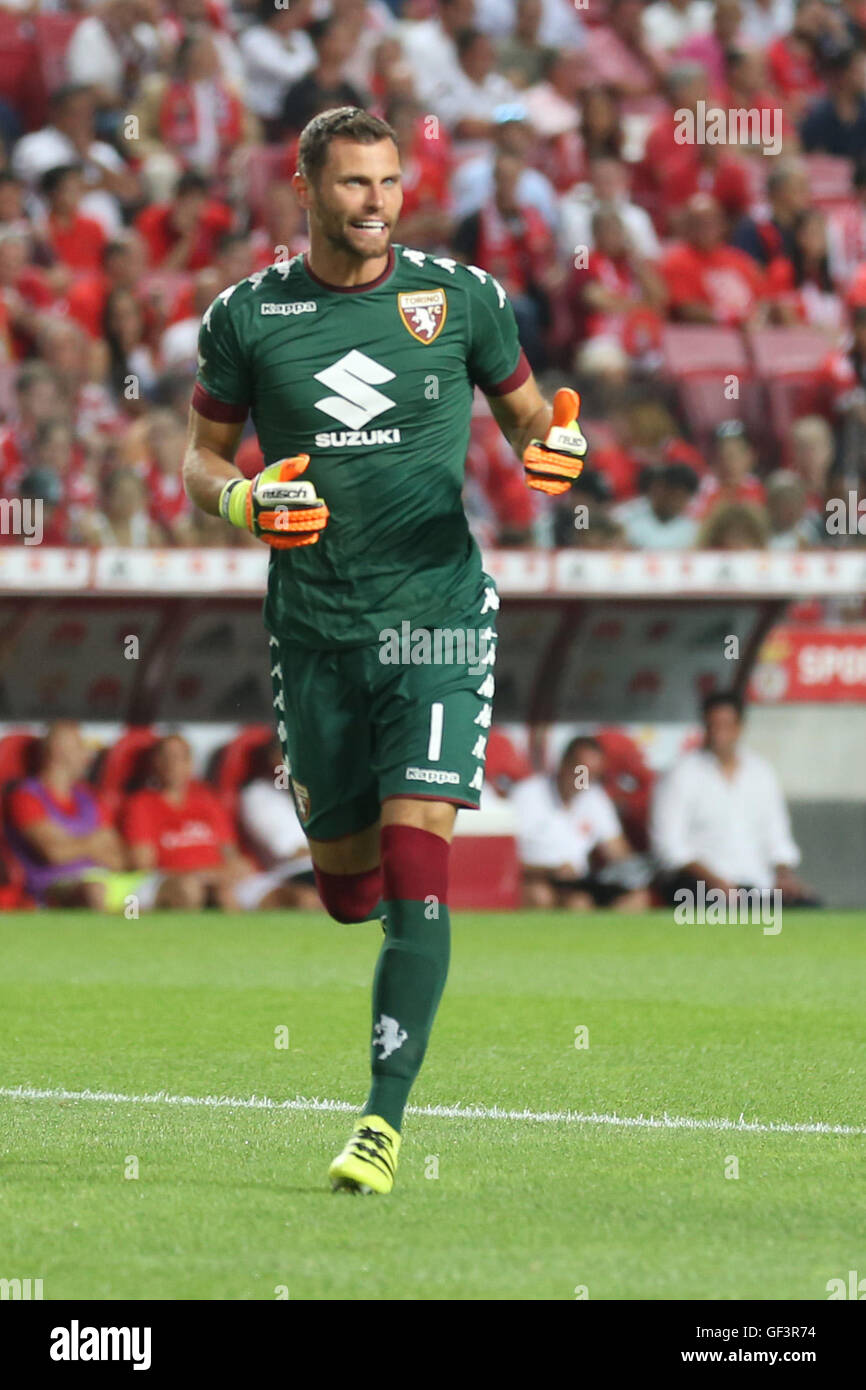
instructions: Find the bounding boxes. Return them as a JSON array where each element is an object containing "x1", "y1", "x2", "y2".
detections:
[
  {"x1": 523, "y1": 387, "x2": 588, "y2": 495},
  {"x1": 219, "y1": 454, "x2": 329, "y2": 549}
]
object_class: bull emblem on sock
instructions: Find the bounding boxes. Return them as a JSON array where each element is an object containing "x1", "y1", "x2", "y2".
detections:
[{"x1": 374, "y1": 1013, "x2": 408, "y2": 1060}]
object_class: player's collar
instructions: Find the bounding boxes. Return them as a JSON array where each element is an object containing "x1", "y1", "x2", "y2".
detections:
[{"x1": 301, "y1": 246, "x2": 396, "y2": 294}]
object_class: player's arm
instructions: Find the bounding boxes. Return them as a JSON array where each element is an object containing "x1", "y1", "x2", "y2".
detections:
[
  {"x1": 183, "y1": 408, "x2": 246, "y2": 517},
  {"x1": 183, "y1": 406, "x2": 330, "y2": 549},
  {"x1": 20, "y1": 817, "x2": 124, "y2": 871},
  {"x1": 486, "y1": 374, "x2": 589, "y2": 495},
  {"x1": 485, "y1": 372, "x2": 552, "y2": 460}
]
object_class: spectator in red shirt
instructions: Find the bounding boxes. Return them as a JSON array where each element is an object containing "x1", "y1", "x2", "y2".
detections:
[
  {"x1": 158, "y1": 27, "x2": 245, "y2": 178},
  {"x1": 453, "y1": 150, "x2": 559, "y2": 369},
  {"x1": 387, "y1": 99, "x2": 454, "y2": 252},
  {"x1": 661, "y1": 193, "x2": 768, "y2": 325},
  {"x1": 767, "y1": 0, "x2": 829, "y2": 119},
  {"x1": 583, "y1": 0, "x2": 667, "y2": 97},
  {"x1": 721, "y1": 46, "x2": 797, "y2": 140},
  {"x1": 64, "y1": 230, "x2": 150, "y2": 340},
  {"x1": 635, "y1": 63, "x2": 754, "y2": 235},
  {"x1": 675, "y1": 0, "x2": 745, "y2": 88},
  {"x1": 123, "y1": 734, "x2": 257, "y2": 909},
  {"x1": 5, "y1": 720, "x2": 126, "y2": 907},
  {"x1": 0, "y1": 363, "x2": 67, "y2": 493},
  {"x1": 570, "y1": 205, "x2": 666, "y2": 353},
  {"x1": 0, "y1": 230, "x2": 56, "y2": 359},
  {"x1": 141, "y1": 408, "x2": 192, "y2": 541},
  {"x1": 31, "y1": 418, "x2": 100, "y2": 516},
  {"x1": 134, "y1": 170, "x2": 234, "y2": 270},
  {"x1": 691, "y1": 419, "x2": 768, "y2": 519},
  {"x1": 41, "y1": 164, "x2": 108, "y2": 274}
]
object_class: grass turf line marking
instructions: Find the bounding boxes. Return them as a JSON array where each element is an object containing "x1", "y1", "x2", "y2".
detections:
[{"x1": 1, "y1": 1085, "x2": 864, "y2": 1137}]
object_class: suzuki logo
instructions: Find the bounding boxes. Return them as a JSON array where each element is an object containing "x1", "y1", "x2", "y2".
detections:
[{"x1": 314, "y1": 350, "x2": 396, "y2": 430}]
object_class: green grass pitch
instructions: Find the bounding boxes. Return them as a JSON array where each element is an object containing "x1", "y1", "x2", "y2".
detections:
[{"x1": 1, "y1": 910, "x2": 864, "y2": 1301}]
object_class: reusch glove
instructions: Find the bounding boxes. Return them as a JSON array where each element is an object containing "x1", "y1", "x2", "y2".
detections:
[
  {"x1": 523, "y1": 387, "x2": 588, "y2": 496},
  {"x1": 219, "y1": 455, "x2": 329, "y2": 549}
]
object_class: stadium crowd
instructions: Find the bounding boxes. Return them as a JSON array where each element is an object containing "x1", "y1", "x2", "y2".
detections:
[
  {"x1": 0, "y1": 0, "x2": 865, "y2": 553},
  {"x1": 0, "y1": 707, "x2": 816, "y2": 911}
]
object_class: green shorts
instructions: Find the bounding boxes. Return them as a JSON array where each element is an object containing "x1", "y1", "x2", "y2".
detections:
[{"x1": 268, "y1": 578, "x2": 499, "y2": 840}]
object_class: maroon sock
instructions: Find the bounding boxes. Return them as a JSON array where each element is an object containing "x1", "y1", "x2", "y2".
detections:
[
  {"x1": 380, "y1": 824, "x2": 449, "y2": 903},
  {"x1": 314, "y1": 865, "x2": 383, "y2": 923}
]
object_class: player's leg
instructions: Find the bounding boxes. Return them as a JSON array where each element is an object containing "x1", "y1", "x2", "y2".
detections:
[
  {"x1": 269, "y1": 635, "x2": 383, "y2": 924},
  {"x1": 307, "y1": 819, "x2": 383, "y2": 924},
  {"x1": 329, "y1": 586, "x2": 496, "y2": 1193}
]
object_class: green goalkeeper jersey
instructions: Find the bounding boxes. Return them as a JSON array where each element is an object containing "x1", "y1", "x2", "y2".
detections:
[{"x1": 193, "y1": 243, "x2": 529, "y2": 649}]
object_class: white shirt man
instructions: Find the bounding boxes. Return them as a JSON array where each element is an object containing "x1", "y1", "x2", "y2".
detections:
[
  {"x1": 238, "y1": 23, "x2": 317, "y2": 120},
  {"x1": 511, "y1": 774, "x2": 623, "y2": 877},
  {"x1": 557, "y1": 180, "x2": 661, "y2": 263},
  {"x1": 427, "y1": 59, "x2": 518, "y2": 131},
  {"x1": 12, "y1": 126, "x2": 128, "y2": 234},
  {"x1": 642, "y1": 0, "x2": 713, "y2": 51},
  {"x1": 239, "y1": 776, "x2": 313, "y2": 879},
  {"x1": 398, "y1": 14, "x2": 463, "y2": 107},
  {"x1": 614, "y1": 495, "x2": 698, "y2": 549},
  {"x1": 66, "y1": 12, "x2": 159, "y2": 101},
  {"x1": 651, "y1": 747, "x2": 800, "y2": 890}
]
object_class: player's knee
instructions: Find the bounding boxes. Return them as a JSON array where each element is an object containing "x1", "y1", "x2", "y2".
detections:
[{"x1": 314, "y1": 865, "x2": 382, "y2": 923}]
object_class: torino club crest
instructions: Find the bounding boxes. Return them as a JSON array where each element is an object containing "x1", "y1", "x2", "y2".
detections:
[{"x1": 397, "y1": 289, "x2": 447, "y2": 343}]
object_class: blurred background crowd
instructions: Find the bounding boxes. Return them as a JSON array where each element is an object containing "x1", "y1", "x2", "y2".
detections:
[{"x1": 0, "y1": 0, "x2": 866, "y2": 555}]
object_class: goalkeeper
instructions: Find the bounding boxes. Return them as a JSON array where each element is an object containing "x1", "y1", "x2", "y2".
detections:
[{"x1": 183, "y1": 107, "x2": 587, "y2": 1196}]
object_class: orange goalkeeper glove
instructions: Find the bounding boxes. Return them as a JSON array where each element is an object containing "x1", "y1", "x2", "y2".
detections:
[
  {"x1": 219, "y1": 455, "x2": 329, "y2": 549},
  {"x1": 523, "y1": 387, "x2": 588, "y2": 496}
]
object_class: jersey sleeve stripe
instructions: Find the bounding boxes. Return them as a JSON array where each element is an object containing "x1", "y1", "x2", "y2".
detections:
[
  {"x1": 481, "y1": 349, "x2": 531, "y2": 397},
  {"x1": 191, "y1": 383, "x2": 249, "y2": 423}
]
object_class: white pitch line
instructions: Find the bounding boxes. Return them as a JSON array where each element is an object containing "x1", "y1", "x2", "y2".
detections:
[{"x1": 1, "y1": 1085, "x2": 863, "y2": 1137}]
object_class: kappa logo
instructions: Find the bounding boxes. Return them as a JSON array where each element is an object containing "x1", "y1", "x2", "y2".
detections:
[
  {"x1": 314, "y1": 350, "x2": 396, "y2": 430},
  {"x1": 374, "y1": 1013, "x2": 408, "y2": 1060},
  {"x1": 260, "y1": 301, "x2": 317, "y2": 315},
  {"x1": 397, "y1": 289, "x2": 447, "y2": 343},
  {"x1": 405, "y1": 767, "x2": 460, "y2": 785}
]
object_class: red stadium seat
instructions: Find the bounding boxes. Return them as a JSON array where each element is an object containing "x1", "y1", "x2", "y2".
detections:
[
  {"x1": 209, "y1": 725, "x2": 277, "y2": 869},
  {"x1": 93, "y1": 727, "x2": 159, "y2": 820},
  {"x1": 596, "y1": 727, "x2": 655, "y2": 852},
  {"x1": 0, "y1": 732, "x2": 41, "y2": 909},
  {"x1": 0, "y1": 731, "x2": 40, "y2": 785},
  {"x1": 746, "y1": 326, "x2": 837, "y2": 461},
  {"x1": 661, "y1": 325, "x2": 761, "y2": 449},
  {"x1": 210, "y1": 724, "x2": 273, "y2": 816},
  {"x1": 34, "y1": 13, "x2": 83, "y2": 95},
  {"x1": 485, "y1": 727, "x2": 532, "y2": 796}
]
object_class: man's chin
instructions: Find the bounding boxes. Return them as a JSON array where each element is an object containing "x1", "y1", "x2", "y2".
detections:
[{"x1": 330, "y1": 228, "x2": 392, "y2": 260}]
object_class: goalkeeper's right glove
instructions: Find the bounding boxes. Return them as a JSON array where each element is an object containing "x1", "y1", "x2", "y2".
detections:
[{"x1": 219, "y1": 455, "x2": 329, "y2": 549}]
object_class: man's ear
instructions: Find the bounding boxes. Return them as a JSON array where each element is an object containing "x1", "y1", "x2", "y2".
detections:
[{"x1": 291, "y1": 171, "x2": 311, "y2": 212}]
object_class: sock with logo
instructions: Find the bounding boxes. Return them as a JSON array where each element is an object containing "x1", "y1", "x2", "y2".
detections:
[{"x1": 363, "y1": 823, "x2": 451, "y2": 1132}]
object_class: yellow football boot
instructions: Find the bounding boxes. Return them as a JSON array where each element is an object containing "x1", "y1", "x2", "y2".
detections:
[{"x1": 329, "y1": 1115, "x2": 401, "y2": 1195}]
